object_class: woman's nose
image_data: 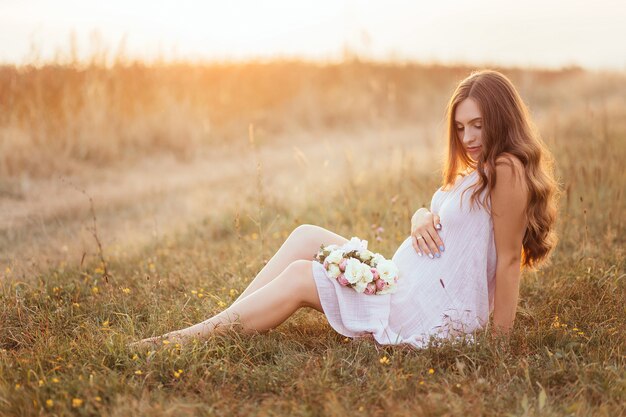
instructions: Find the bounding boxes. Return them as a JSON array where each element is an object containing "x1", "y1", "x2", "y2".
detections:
[{"x1": 463, "y1": 129, "x2": 474, "y2": 143}]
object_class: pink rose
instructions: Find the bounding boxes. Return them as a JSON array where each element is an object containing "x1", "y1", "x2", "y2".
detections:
[
  {"x1": 370, "y1": 268, "x2": 379, "y2": 280},
  {"x1": 375, "y1": 278, "x2": 386, "y2": 291},
  {"x1": 337, "y1": 274, "x2": 350, "y2": 286},
  {"x1": 364, "y1": 282, "x2": 377, "y2": 295},
  {"x1": 339, "y1": 258, "x2": 348, "y2": 272}
]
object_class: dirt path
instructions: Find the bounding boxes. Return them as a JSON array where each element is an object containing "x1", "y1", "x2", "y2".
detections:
[{"x1": 0, "y1": 123, "x2": 440, "y2": 276}]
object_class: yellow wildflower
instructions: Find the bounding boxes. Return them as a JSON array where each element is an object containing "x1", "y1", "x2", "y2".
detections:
[
  {"x1": 132, "y1": 354, "x2": 139, "y2": 361},
  {"x1": 379, "y1": 356, "x2": 390, "y2": 365},
  {"x1": 134, "y1": 370, "x2": 143, "y2": 375},
  {"x1": 46, "y1": 399, "x2": 54, "y2": 408},
  {"x1": 72, "y1": 303, "x2": 80, "y2": 308},
  {"x1": 102, "y1": 320, "x2": 110, "y2": 327},
  {"x1": 72, "y1": 398, "x2": 83, "y2": 408},
  {"x1": 428, "y1": 368, "x2": 435, "y2": 375},
  {"x1": 95, "y1": 396, "x2": 102, "y2": 402},
  {"x1": 92, "y1": 287, "x2": 99, "y2": 294},
  {"x1": 38, "y1": 379, "x2": 44, "y2": 386},
  {"x1": 122, "y1": 288, "x2": 131, "y2": 294},
  {"x1": 15, "y1": 383, "x2": 21, "y2": 389},
  {"x1": 173, "y1": 369, "x2": 183, "y2": 378},
  {"x1": 191, "y1": 290, "x2": 198, "y2": 295},
  {"x1": 162, "y1": 340, "x2": 170, "y2": 345},
  {"x1": 52, "y1": 378, "x2": 60, "y2": 383},
  {"x1": 229, "y1": 289, "x2": 238, "y2": 297}
]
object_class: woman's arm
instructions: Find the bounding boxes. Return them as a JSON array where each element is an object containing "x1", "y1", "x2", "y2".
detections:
[{"x1": 490, "y1": 155, "x2": 528, "y2": 333}]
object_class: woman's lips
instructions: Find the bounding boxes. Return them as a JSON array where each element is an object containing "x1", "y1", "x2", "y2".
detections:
[{"x1": 468, "y1": 146, "x2": 481, "y2": 153}]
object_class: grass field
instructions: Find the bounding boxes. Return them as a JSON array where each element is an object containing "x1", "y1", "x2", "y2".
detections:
[{"x1": 0, "y1": 61, "x2": 625, "y2": 416}]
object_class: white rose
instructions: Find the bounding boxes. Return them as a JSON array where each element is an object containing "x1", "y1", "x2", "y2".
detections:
[
  {"x1": 342, "y1": 237, "x2": 368, "y2": 253},
  {"x1": 325, "y1": 249, "x2": 344, "y2": 265},
  {"x1": 344, "y1": 258, "x2": 363, "y2": 284},
  {"x1": 371, "y1": 253, "x2": 385, "y2": 267},
  {"x1": 360, "y1": 263, "x2": 374, "y2": 283},
  {"x1": 377, "y1": 260, "x2": 399, "y2": 284},
  {"x1": 353, "y1": 280, "x2": 368, "y2": 293},
  {"x1": 358, "y1": 249, "x2": 374, "y2": 261},
  {"x1": 327, "y1": 263, "x2": 341, "y2": 279}
]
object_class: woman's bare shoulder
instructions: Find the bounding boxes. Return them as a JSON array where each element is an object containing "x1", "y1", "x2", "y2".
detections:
[{"x1": 494, "y1": 153, "x2": 526, "y2": 188}]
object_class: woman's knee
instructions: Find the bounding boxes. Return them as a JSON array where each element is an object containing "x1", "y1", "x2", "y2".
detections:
[
  {"x1": 284, "y1": 259, "x2": 313, "y2": 277},
  {"x1": 291, "y1": 224, "x2": 348, "y2": 250},
  {"x1": 290, "y1": 224, "x2": 317, "y2": 241},
  {"x1": 284, "y1": 260, "x2": 322, "y2": 310},
  {"x1": 288, "y1": 224, "x2": 324, "y2": 258}
]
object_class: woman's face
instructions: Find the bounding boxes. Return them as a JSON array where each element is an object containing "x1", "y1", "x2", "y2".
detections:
[{"x1": 454, "y1": 97, "x2": 483, "y2": 161}]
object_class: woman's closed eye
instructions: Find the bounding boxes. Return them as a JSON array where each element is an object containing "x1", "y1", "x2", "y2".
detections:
[{"x1": 457, "y1": 125, "x2": 481, "y2": 130}]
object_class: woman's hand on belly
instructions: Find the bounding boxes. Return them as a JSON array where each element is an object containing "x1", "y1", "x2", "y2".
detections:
[{"x1": 410, "y1": 209, "x2": 444, "y2": 259}]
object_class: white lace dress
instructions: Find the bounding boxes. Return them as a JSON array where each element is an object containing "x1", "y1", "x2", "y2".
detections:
[{"x1": 311, "y1": 169, "x2": 497, "y2": 348}]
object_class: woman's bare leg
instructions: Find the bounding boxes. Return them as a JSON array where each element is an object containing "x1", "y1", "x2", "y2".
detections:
[
  {"x1": 130, "y1": 260, "x2": 322, "y2": 348},
  {"x1": 231, "y1": 224, "x2": 348, "y2": 307}
]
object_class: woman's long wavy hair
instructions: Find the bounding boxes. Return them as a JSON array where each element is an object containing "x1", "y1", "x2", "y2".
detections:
[{"x1": 441, "y1": 69, "x2": 560, "y2": 270}]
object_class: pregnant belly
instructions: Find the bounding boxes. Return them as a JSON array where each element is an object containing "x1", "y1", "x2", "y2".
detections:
[
  {"x1": 391, "y1": 235, "x2": 463, "y2": 298},
  {"x1": 391, "y1": 236, "x2": 454, "y2": 293},
  {"x1": 390, "y1": 232, "x2": 490, "y2": 306}
]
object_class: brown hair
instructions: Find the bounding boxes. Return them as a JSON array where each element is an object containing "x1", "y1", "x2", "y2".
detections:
[{"x1": 441, "y1": 69, "x2": 560, "y2": 270}]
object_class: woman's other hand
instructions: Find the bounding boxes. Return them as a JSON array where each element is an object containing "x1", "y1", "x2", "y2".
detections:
[{"x1": 410, "y1": 208, "x2": 444, "y2": 259}]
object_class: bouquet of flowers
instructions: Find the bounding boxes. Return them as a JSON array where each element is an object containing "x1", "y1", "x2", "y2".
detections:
[{"x1": 313, "y1": 237, "x2": 400, "y2": 295}]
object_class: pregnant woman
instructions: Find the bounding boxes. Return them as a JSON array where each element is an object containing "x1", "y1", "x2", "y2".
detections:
[{"x1": 130, "y1": 69, "x2": 559, "y2": 350}]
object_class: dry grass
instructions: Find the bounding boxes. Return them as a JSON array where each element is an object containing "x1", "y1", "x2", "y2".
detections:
[
  {"x1": 0, "y1": 60, "x2": 625, "y2": 416},
  {"x1": 2, "y1": 60, "x2": 623, "y2": 178}
]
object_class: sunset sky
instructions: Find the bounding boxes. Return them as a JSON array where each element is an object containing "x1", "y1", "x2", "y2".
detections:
[{"x1": 1, "y1": 0, "x2": 624, "y2": 70}]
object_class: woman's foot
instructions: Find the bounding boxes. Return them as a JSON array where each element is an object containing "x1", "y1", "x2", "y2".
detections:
[{"x1": 127, "y1": 331, "x2": 193, "y2": 351}]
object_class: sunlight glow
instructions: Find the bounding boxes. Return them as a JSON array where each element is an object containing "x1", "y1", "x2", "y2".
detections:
[{"x1": 1, "y1": 0, "x2": 624, "y2": 69}]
